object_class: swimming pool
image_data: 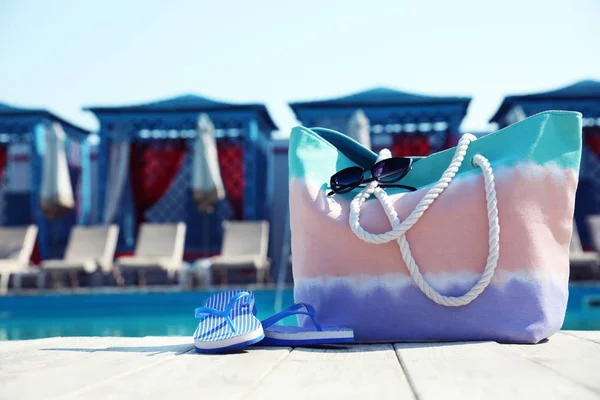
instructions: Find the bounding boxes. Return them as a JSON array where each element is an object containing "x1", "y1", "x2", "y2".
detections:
[
  {"x1": 0, "y1": 284, "x2": 598, "y2": 340},
  {"x1": 562, "y1": 282, "x2": 600, "y2": 330},
  {"x1": 0, "y1": 288, "x2": 296, "y2": 341}
]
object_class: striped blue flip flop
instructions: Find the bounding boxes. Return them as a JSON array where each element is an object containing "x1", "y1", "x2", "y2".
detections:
[
  {"x1": 260, "y1": 303, "x2": 354, "y2": 346},
  {"x1": 193, "y1": 290, "x2": 264, "y2": 353}
]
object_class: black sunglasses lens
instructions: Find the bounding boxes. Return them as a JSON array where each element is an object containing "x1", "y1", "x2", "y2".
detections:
[
  {"x1": 373, "y1": 158, "x2": 411, "y2": 183},
  {"x1": 331, "y1": 167, "x2": 363, "y2": 191}
]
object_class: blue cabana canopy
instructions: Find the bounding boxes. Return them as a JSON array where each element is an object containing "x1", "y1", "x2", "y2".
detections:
[
  {"x1": 490, "y1": 80, "x2": 600, "y2": 127},
  {"x1": 84, "y1": 94, "x2": 276, "y2": 258},
  {"x1": 289, "y1": 87, "x2": 471, "y2": 155},
  {"x1": 290, "y1": 87, "x2": 469, "y2": 108},
  {"x1": 85, "y1": 94, "x2": 277, "y2": 130},
  {"x1": 0, "y1": 101, "x2": 91, "y2": 260},
  {"x1": 0, "y1": 102, "x2": 89, "y2": 141}
]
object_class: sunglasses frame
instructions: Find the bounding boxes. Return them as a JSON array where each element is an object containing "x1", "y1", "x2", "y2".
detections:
[{"x1": 328, "y1": 157, "x2": 418, "y2": 196}]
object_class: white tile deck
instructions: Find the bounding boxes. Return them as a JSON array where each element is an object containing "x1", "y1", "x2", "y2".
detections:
[{"x1": 0, "y1": 331, "x2": 599, "y2": 399}]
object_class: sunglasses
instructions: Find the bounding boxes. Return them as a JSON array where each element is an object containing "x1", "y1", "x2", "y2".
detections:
[{"x1": 328, "y1": 157, "x2": 417, "y2": 196}]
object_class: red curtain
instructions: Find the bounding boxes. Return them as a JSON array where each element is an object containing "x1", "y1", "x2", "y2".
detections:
[
  {"x1": 217, "y1": 140, "x2": 245, "y2": 219},
  {"x1": 130, "y1": 140, "x2": 186, "y2": 223},
  {"x1": 30, "y1": 240, "x2": 41, "y2": 266},
  {"x1": 584, "y1": 127, "x2": 600, "y2": 159},
  {"x1": 0, "y1": 145, "x2": 7, "y2": 179},
  {"x1": 445, "y1": 130, "x2": 455, "y2": 150},
  {"x1": 392, "y1": 133, "x2": 430, "y2": 157}
]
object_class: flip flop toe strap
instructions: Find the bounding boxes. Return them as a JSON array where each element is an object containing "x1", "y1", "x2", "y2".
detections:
[
  {"x1": 261, "y1": 303, "x2": 323, "y2": 331},
  {"x1": 195, "y1": 291, "x2": 253, "y2": 334}
]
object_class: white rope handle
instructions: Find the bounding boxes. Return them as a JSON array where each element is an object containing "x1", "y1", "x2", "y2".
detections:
[{"x1": 348, "y1": 134, "x2": 500, "y2": 306}]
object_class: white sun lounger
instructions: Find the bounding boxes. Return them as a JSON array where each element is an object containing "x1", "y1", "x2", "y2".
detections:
[
  {"x1": 41, "y1": 225, "x2": 119, "y2": 287},
  {"x1": 0, "y1": 225, "x2": 39, "y2": 294},
  {"x1": 115, "y1": 222, "x2": 187, "y2": 285},
  {"x1": 209, "y1": 220, "x2": 271, "y2": 284},
  {"x1": 570, "y1": 218, "x2": 600, "y2": 280}
]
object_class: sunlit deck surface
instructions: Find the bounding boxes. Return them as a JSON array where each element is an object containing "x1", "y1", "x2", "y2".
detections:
[{"x1": 1, "y1": 331, "x2": 599, "y2": 399}]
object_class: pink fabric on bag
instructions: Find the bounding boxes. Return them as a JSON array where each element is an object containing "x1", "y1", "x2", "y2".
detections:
[{"x1": 291, "y1": 162, "x2": 576, "y2": 281}]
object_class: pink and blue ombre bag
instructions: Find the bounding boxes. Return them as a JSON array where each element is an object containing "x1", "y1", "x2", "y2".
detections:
[{"x1": 288, "y1": 111, "x2": 582, "y2": 344}]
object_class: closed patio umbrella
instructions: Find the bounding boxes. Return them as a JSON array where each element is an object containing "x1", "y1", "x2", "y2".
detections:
[
  {"x1": 40, "y1": 122, "x2": 75, "y2": 219},
  {"x1": 192, "y1": 113, "x2": 225, "y2": 213},
  {"x1": 347, "y1": 109, "x2": 371, "y2": 149},
  {"x1": 505, "y1": 105, "x2": 527, "y2": 126}
]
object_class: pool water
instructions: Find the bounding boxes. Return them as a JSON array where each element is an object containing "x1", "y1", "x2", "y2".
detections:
[
  {"x1": 0, "y1": 284, "x2": 598, "y2": 341},
  {"x1": 562, "y1": 282, "x2": 600, "y2": 331},
  {"x1": 0, "y1": 288, "x2": 296, "y2": 341}
]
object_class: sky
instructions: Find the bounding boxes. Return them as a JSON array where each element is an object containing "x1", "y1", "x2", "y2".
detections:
[{"x1": 1, "y1": 0, "x2": 599, "y2": 137}]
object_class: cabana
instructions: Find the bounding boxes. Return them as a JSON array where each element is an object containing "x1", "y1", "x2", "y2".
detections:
[
  {"x1": 0, "y1": 103, "x2": 91, "y2": 260},
  {"x1": 490, "y1": 80, "x2": 600, "y2": 248},
  {"x1": 84, "y1": 95, "x2": 276, "y2": 258},
  {"x1": 289, "y1": 87, "x2": 471, "y2": 156}
]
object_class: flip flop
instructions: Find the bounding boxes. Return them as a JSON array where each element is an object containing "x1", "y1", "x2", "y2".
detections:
[
  {"x1": 260, "y1": 303, "x2": 354, "y2": 346},
  {"x1": 193, "y1": 290, "x2": 264, "y2": 353}
]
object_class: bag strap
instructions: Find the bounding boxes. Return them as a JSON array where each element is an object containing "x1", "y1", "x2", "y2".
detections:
[{"x1": 348, "y1": 134, "x2": 500, "y2": 307}]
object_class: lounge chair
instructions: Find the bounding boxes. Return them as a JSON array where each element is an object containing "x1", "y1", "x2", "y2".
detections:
[
  {"x1": 570, "y1": 218, "x2": 600, "y2": 280},
  {"x1": 115, "y1": 222, "x2": 187, "y2": 286},
  {"x1": 40, "y1": 225, "x2": 119, "y2": 287},
  {"x1": 0, "y1": 225, "x2": 39, "y2": 294},
  {"x1": 210, "y1": 220, "x2": 271, "y2": 284}
]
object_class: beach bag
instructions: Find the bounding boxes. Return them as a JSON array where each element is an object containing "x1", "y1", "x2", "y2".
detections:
[{"x1": 289, "y1": 111, "x2": 582, "y2": 344}]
